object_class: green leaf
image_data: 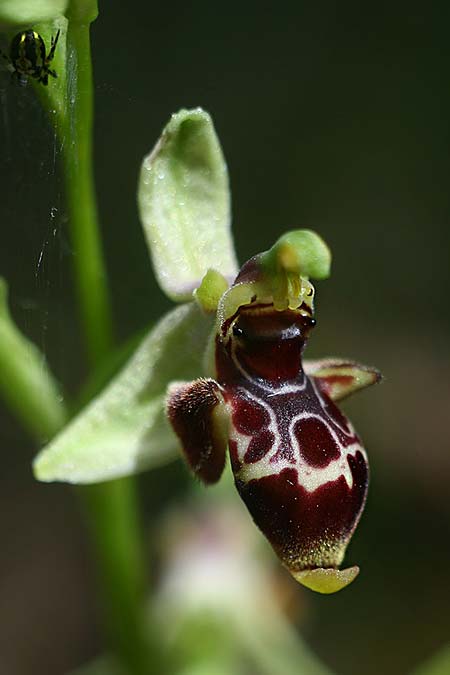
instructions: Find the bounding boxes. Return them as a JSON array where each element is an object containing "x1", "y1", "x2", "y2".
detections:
[
  {"x1": 138, "y1": 108, "x2": 238, "y2": 302},
  {"x1": 0, "y1": 0, "x2": 68, "y2": 25},
  {"x1": 0, "y1": 279, "x2": 66, "y2": 441},
  {"x1": 34, "y1": 303, "x2": 213, "y2": 484}
]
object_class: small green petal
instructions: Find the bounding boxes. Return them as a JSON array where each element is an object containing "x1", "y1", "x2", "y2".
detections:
[
  {"x1": 138, "y1": 108, "x2": 238, "y2": 302},
  {"x1": 34, "y1": 303, "x2": 213, "y2": 484},
  {"x1": 0, "y1": 0, "x2": 68, "y2": 24},
  {"x1": 194, "y1": 269, "x2": 230, "y2": 313},
  {"x1": 0, "y1": 279, "x2": 66, "y2": 441}
]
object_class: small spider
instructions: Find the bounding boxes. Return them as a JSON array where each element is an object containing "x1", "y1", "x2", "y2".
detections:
[{"x1": 0, "y1": 29, "x2": 60, "y2": 86}]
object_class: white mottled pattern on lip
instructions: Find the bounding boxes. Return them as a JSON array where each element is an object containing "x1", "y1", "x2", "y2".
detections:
[{"x1": 228, "y1": 381, "x2": 367, "y2": 493}]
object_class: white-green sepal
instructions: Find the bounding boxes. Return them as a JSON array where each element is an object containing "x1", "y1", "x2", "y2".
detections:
[
  {"x1": 34, "y1": 303, "x2": 213, "y2": 484},
  {"x1": 138, "y1": 108, "x2": 238, "y2": 302}
]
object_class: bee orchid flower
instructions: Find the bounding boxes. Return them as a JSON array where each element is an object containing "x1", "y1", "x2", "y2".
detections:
[{"x1": 168, "y1": 230, "x2": 380, "y2": 594}]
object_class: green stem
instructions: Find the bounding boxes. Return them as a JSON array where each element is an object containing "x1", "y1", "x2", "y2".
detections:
[
  {"x1": 82, "y1": 479, "x2": 155, "y2": 675},
  {"x1": 54, "y1": 16, "x2": 154, "y2": 675},
  {"x1": 4, "y1": 12, "x2": 155, "y2": 674},
  {"x1": 64, "y1": 19, "x2": 113, "y2": 367}
]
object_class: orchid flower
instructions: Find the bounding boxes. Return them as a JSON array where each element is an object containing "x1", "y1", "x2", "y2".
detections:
[{"x1": 34, "y1": 108, "x2": 380, "y2": 593}]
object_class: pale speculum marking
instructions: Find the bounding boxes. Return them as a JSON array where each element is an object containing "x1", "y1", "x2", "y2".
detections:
[{"x1": 226, "y1": 372, "x2": 365, "y2": 495}]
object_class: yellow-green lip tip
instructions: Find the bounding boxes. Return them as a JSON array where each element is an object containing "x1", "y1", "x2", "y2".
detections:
[{"x1": 291, "y1": 566, "x2": 360, "y2": 594}]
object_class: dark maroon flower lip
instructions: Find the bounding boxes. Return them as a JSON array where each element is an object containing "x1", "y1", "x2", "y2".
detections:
[
  {"x1": 234, "y1": 450, "x2": 368, "y2": 570},
  {"x1": 167, "y1": 241, "x2": 380, "y2": 594}
]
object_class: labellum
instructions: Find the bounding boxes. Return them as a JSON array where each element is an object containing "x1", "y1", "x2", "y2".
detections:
[{"x1": 167, "y1": 231, "x2": 380, "y2": 593}]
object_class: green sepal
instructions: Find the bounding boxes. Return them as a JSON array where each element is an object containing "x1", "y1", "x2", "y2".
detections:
[
  {"x1": 0, "y1": 279, "x2": 66, "y2": 441},
  {"x1": 74, "y1": 326, "x2": 147, "y2": 412},
  {"x1": 0, "y1": 0, "x2": 68, "y2": 25},
  {"x1": 138, "y1": 108, "x2": 238, "y2": 302},
  {"x1": 34, "y1": 303, "x2": 213, "y2": 484}
]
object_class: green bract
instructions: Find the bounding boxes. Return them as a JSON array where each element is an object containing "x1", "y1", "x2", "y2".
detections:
[
  {"x1": 0, "y1": 0, "x2": 68, "y2": 24},
  {"x1": 138, "y1": 108, "x2": 238, "y2": 302},
  {"x1": 34, "y1": 303, "x2": 213, "y2": 483}
]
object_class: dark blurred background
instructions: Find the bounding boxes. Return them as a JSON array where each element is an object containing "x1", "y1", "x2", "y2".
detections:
[{"x1": 1, "y1": 2, "x2": 449, "y2": 674}]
